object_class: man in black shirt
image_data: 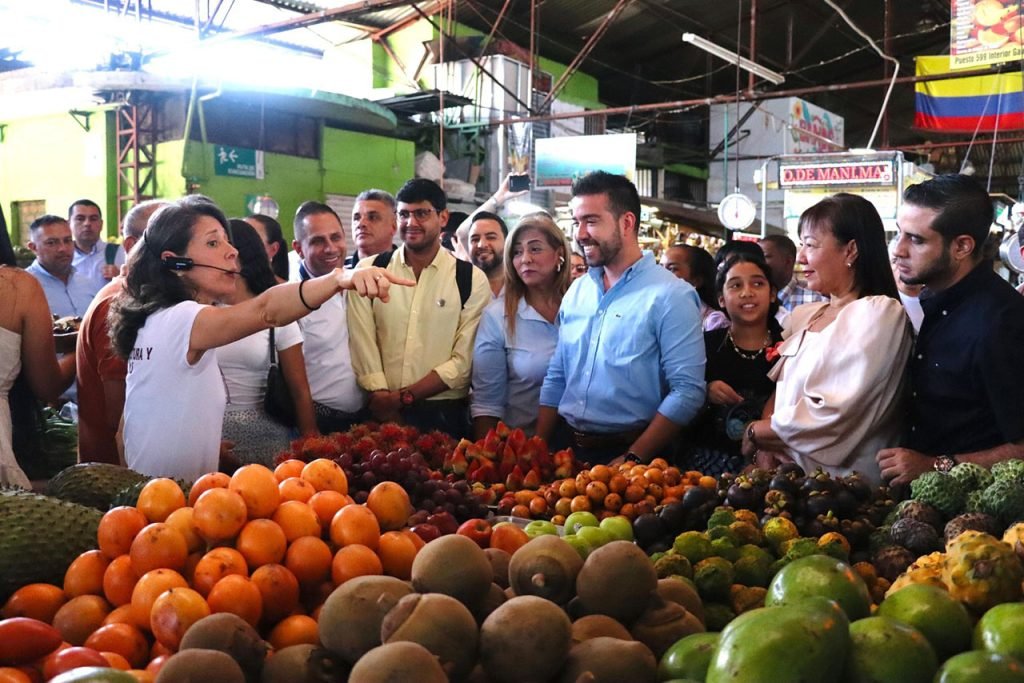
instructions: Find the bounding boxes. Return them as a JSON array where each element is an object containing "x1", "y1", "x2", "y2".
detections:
[{"x1": 877, "y1": 174, "x2": 1024, "y2": 485}]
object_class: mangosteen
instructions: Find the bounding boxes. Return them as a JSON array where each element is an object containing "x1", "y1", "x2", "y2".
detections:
[
  {"x1": 646, "y1": 540, "x2": 673, "y2": 555},
  {"x1": 633, "y1": 513, "x2": 668, "y2": 550},
  {"x1": 840, "y1": 473, "x2": 873, "y2": 502},
  {"x1": 832, "y1": 489, "x2": 858, "y2": 518},
  {"x1": 681, "y1": 485, "x2": 716, "y2": 511},
  {"x1": 800, "y1": 469, "x2": 839, "y2": 495},
  {"x1": 777, "y1": 462, "x2": 806, "y2": 478},
  {"x1": 769, "y1": 473, "x2": 799, "y2": 495},
  {"x1": 764, "y1": 489, "x2": 792, "y2": 513},
  {"x1": 725, "y1": 479, "x2": 761, "y2": 511},
  {"x1": 658, "y1": 502, "x2": 687, "y2": 535},
  {"x1": 804, "y1": 491, "x2": 836, "y2": 518}
]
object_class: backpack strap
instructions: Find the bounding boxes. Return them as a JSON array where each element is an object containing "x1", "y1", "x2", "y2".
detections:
[
  {"x1": 268, "y1": 327, "x2": 277, "y2": 366},
  {"x1": 455, "y1": 258, "x2": 473, "y2": 309},
  {"x1": 104, "y1": 242, "x2": 119, "y2": 265}
]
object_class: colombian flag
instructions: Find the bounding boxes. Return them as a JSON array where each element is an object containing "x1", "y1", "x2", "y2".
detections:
[{"x1": 914, "y1": 56, "x2": 1024, "y2": 131}]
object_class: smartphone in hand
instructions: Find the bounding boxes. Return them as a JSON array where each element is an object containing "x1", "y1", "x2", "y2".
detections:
[{"x1": 509, "y1": 174, "x2": 530, "y2": 192}]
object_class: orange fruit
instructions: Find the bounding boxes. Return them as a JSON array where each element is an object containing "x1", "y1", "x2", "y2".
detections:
[
  {"x1": 136, "y1": 478, "x2": 187, "y2": 523},
  {"x1": 278, "y1": 476, "x2": 316, "y2": 503},
  {"x1": 229, "y1": 464, "x2": 281, "y2": 519},
  {"x1": 128, "y1": 523, "x2": 188, "y2": 576},
  {"x1": 164, "y1": 507, "x2": 203, "y2": 553},
  {"x1": 187, "y1": 471, "x2": 230, "y2": 506},
  {"x1": 53, "y1": 594, "x2": 112, "y2": 645},
  {"x1": 329, "y1": 504, "x2": 380, "y2": 551},
  {"x1": 365, "y1": 482, "x2": 412, "y2": 531},
  {"x1": 330, "y1": 544, "x2": 383, "y2": 585},
  {"x1": 250, "y1": 564, "x2": 299, "y2": 627},
  {"x1": 145, "y1": 655, "x2": 169, "y2": 676},
  {"x1": 84, "y1": 622, "x2": 150, "y2": 669},
  {"x1": 0, "y1": 669, "x2": 33, "y2": 683},
  {"x1": 273, "y1": 459, "x2": 306, "y2": 482},
  {"x1": 236, "y1": 519, "x2": 288, "y2": 569},
  {"x1": 100, "y1": 651, "x2": 132, "y2": 670},
  {"x1": 301, "y1": 458, "x2": 348, "y2": 494},
  {"x1": 64, "y1": 549, "x2": 110, "y2": 598},
  {"x1": 402, "y1": 529, "x2": 425, "y2": 551},
  {"x1": 103, "y1": 604, "x2": 136, "y2": 626},
  {"x1": 271, "y1": 500, "x2": 321, "y2": 543},
  {"x1": 191, "y1": 548, "x2": 249, "y2": 597},
  {"x1": 98, "y1": 507, "x2": 150, "y2": 560},
  {"x1": 490, "y1": 523, "x2": 530, "y2": 555},
  {"x1": 206, "y1": 574, "x2": 262, "y2": 627},
  {"x1": 308, "y1": 490, "x2": 351, "y2": 532},
  {"x1": 149, "y1": 587, "x2": 210, "y2": 651},
  {"x1": 192, "y1": 488, "x2": 248, "y2": 543},
  {"x1": 267, "y1": 614, "x2": 318, "y2": 650},
  {"x1": 377, "y1": 531, "x2": 417, "y2": 580},
  {"x1": 103, "y1": 555, "x2": 139, "y2": 607},
  {"x1": 129, "y1": 568, "x2": 187, "y2": 631},
  {"x1": 284, "y1": 536, "x2": 332, "y2": 585},
  {"x1": 1, "y1": 582, "x2": 68, "y2": 622}
]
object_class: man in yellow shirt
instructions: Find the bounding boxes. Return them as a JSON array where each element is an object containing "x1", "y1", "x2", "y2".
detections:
[{"x1": 347, "y1": 178, "x2": 490, "y2": 438}]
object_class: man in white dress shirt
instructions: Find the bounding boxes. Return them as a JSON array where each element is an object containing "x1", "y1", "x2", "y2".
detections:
[{"x1": 69, "y1": 199, "x2": 124, "y2": 290}]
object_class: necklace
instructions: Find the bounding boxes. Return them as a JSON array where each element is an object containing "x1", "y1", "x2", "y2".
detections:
[{"x1": 727, "y1": 329, "x2": 772, "y2": 361}]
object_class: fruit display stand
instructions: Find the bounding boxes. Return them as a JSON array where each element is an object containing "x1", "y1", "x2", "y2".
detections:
[{"x1": 8, "y1": 424, "x2": 1024, "y2": 681}]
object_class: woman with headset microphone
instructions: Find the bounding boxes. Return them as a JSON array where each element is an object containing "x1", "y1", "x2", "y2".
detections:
[{"x1": 109, "y1": 195, "x2": 411, "y2": 480}]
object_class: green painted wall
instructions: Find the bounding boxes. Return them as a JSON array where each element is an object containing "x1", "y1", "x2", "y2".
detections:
[
  {"x1": 170, "y1": 128, "x2": 413, "y2": 240},
  {"x1": 0, "y1": 110, "x2": 113, "y2": 244}
]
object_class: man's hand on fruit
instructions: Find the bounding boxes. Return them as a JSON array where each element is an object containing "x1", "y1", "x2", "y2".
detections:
[{"x1": 876, "y1": 447, "x2": 933, "y2": 486}]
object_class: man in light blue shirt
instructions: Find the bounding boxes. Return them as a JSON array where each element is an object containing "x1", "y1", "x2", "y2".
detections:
[
  {"x1": 69, "y1": 199, "x2": 125, "y2": 292},
  {"x1": 26, "y1": 215, "x2": 100, "y2": 318},
  {"x1": 536, "y1": 171, "x2": 706, "y2": 465}
]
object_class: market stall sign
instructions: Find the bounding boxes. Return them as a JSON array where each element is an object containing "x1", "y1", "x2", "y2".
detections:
[
  {"x1": 214, "y1": 146, "x2": 264, "y2": 179},
  {"x1": 779, "y1": 161, "x2": 895, "y2": 188}
]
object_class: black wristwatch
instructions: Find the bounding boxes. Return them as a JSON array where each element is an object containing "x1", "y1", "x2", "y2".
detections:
[
  {"x1": 624, "y1": 451, "x2": 644, "y2": 464},
  {"x1": 934, "y1": 455, "x2": 957, "y2": 473}
]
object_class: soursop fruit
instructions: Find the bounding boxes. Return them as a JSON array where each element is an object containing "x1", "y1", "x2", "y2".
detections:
[
  {"x1": 910, "y1": 472, "x2": 966, "y2": 519},
  {"x1": 895, "y1": 500, "x2": 944, "y2": 531},
  {"x1": 0, "y1": 487, "x2": 101, "y2": 600},
  {"x1": 943, "y1": 530, "x2": 1024, "y2": 613},
  {"x1": 948, "y1": 462, "x2": 994, "y2": 492},
  {"x1": 990, "y1": 459, "x2": 1024, "y2": 483},
  {"x1": 890, "y1": 518, "x2": 942, "y2": 556},
  {"x1": 977, "y1": 479, "x2": 1024, "y2": 526},
  {"x1": 46, "y1": 462, "x2": 149, "y2": 510},
  {"x1": 944, "y1": 513, "x2": 1000, "y2": 544},
  {"x1": 964, "y1": 489, "x2": 985, "y2": 514}
]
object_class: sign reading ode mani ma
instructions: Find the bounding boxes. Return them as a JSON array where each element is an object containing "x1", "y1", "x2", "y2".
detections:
[{"x1": 778, "y1": 160, "x2": 896, "y2": 188}]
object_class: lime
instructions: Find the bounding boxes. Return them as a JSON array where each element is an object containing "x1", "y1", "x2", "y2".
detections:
[{"x1": 877, "y1": 583, "x2": 972, "y2": 660}]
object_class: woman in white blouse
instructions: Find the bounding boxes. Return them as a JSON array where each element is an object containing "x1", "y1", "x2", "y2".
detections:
[
  {"x1": 742, "y1": 193, "x2": 912, "y2": 483},
  {"x1": 218, "y1": 221, "x2": 318, "y2": 466},
  {"x1": 471, "y1": 212, "x2": 572, "y2": 438}
]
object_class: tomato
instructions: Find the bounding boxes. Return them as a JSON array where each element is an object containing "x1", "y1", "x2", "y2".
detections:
[
  {"x1": 0, "y1": 618, "x2": 62, "y2": 666},
  {"x1": 42, "y1": 647, "x2": 109, "y2": 681}
]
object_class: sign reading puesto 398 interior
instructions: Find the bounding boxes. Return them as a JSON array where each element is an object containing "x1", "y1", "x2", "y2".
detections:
[{"x1": 778, "y1": 160, "x2": 896, "y2": 188}]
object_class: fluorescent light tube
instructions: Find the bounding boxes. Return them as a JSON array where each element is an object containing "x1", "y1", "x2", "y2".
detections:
[{"x1": 682, "y1": 33, "x2": 785, "y2": 85}]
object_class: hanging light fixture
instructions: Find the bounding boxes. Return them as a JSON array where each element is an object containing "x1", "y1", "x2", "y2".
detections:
[{"x1": 682, "y1": 33, "x2": 785, "y2": 85}]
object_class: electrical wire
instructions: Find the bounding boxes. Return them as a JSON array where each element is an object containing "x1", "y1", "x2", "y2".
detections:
[{"x1": 820, "y1": 0, "x2": 900, "y2": 149}]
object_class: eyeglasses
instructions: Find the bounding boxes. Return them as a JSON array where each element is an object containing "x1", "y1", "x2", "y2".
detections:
[
  {"x1": 571, "y1": 264, "x2": 588, "y2": 273},
  {"x1": 397, "y1": 208, "x2": 436, "y2": 222}
]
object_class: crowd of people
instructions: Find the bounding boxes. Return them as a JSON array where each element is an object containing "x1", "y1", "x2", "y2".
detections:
[{"x1": 1, "y1": 170, "x2": 1023, "y2": 489}]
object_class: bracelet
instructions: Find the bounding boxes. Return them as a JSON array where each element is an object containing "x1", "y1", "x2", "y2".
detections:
[
  {"x1": 746, "y1": 421, "x2": 759, "y2": 449},
  {"x1": 298, "y1": 279, "x2": 320, "y2": 311}
]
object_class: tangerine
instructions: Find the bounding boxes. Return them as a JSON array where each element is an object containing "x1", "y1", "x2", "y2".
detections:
[
  {"x1": 236, "y1": 519, "x2": 288, "y2": 569},
  {"x1": 103, "y1": 604, "x2": 136, "y2": 626},
  {"x1": 271, "y1": 500, "x2": 321, "y2": 543},
  {"x1": 365, "y1": 482, "x2": 413, "y2": 531},
  {"x1": 377, "y1": 531, "x2": 417, "y2": 580},
  {"x1": 192, "y1": 488, "x2": 248, "y2": 543},
  {"x1": 284, "y1": 536, "x2": 332, "y2": 585},
  {"x1": 128, "y1": 523, "x2": 188, "y2": 576},
  {"x1": 103, "y1": 555, "x2": 139, "y2": 607},
  {"x1": 206, "y1": 574, "x2": 262, "y2": 627},
  {"x1": 250, "y1": 563, "x2": 299, "y2": 626},
  {"x1": 1, "y1": 583, "x2": 67, "y2": 622},
  {"x1": 163, "y1": 507, "x2": 203, "y2": 553},
  {"x1": 191, "y1": 547, "x2": 249, "y2": 597},
  {"x1": 229, "y1": 464, "x2": 281, "y2": 519},
  {"x1": 330, "y1": 544, "x2": 383, "y2": 585},
  {"x1": 52, "y1": 594, "x2": 112, "y2": 645},
  {"x1": 136, "y1": 478, "x2": 186, "y2": 523},
  {"x1": 187, "y1": 472, "x2": 230, "y2": 506},
  {"x1": 329, "y1": 504, "x2": 380, "y2": 551},
  {"x1": 308, "y1": 490, "x2": 351, "y2": 532},
  {"x1": 267, "y1": 614, "x2": 318, "y2": 650},
  {"x1": 273, "y1": 459, "x2": 305, "y2": 482},
  {"x1": 84, "y1": 622, "x2": 150, "y2": 669},
  {"x1": 98, "y1": 507, "x2": 149, "y2": 560},
  {"x1": 100, "y1": 651, "x2": 132, "y2": 670},
  {"x1": 149, "y1": 587, "x2": 210, "y2": 651},
  {"x1": 129, "y1": 568, "x2": 187, "y2": 631},
  {"x1": 278, "y1": 476, "x2": 316, "y2": 503},
  {"x1": 300, "y1": 458, "x2": 348, "y2": 494}
]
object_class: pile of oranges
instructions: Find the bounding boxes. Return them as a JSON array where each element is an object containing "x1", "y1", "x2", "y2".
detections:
[
  {"x1": 496, "y1": 459, "x2": 718, "y2": 524},
  {"x1": 0, "y1": 459, "x2": 424, "y2": 682}
]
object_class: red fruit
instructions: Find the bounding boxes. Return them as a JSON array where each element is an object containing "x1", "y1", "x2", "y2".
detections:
[
  {"x1": 0, "y1": 618, "x2": 63, "y2": 666},
  {"x1": 410, "y1": 524, "x2": 442, "y2": 544},
  {"x1": 42, "y1": 647, "x2": 108, "y2": 680},
  {"x1": 456, "y1": 518, "x2": 493, "y2": 548},
  {"x1": 427, "y1": 511, "x2": 459, "y2": 536}
]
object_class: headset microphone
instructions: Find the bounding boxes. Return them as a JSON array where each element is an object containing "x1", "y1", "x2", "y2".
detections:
[{"x1": 162, "y1": 257, "x2": 238, "y2": 274}]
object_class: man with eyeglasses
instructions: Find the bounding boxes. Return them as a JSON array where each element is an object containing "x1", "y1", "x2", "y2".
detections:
[
  {"x1": 69, "y1": 199, "x2": 125, "y2": 290},
  {"x1": 348, "y1": 178, "x2": 490, "y2": 437},
  {"x1": 26, "y1": 214, "x2": 101, "y2": 318}
]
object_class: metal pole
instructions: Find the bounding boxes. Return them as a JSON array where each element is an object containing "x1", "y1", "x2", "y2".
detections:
[
  {"x1": 881, "y1": 0, "x2": 892, "y2": 147},
  {"x1": 748, "y1": 0, "x2": 756, "y2": 92}
]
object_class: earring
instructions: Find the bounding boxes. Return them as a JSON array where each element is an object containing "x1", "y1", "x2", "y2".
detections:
[
  {"x1": 846, "y1": 262, "x2": 853, "y2": 268},
  {"x1": 557, "y1": 256, "x2": 565, "y2": 272}
]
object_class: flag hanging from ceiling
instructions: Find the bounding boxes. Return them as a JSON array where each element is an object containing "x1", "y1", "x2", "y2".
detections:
[{"x1": 914, "y1": 55, "x2": 1024, "y2": 131}]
